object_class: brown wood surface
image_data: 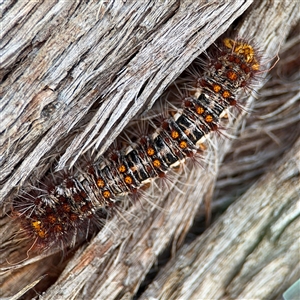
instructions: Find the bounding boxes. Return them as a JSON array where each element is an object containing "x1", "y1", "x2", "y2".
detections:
[{"x1": 0, "y1": 1, "x2": 299, "y2": 299}]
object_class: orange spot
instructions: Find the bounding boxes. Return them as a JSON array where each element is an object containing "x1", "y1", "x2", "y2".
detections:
[
  {"x1": 228, "y1": 55, "x2": 235, "y2": 62},
  {"x1": 47, "y1": 215, "x2": 57, "y2": 224},
  {"x1": 125, "y1": 175, "x2": 133, "y2": 184},
  {"x1": 32, "y1": 220, "x2": 42, "y2": 231},
  {"x1": 62, "y1": 203, "x2": 71, "y2": 212},
  {"x1": 241, "y1": 64, "x2": 250, "y2": 73},
  {"x1": 213, "y1": 84, "x2": 221, "y2": 93},
  {"x1": 227, "y1": 70, "x2": 238, "y2": 81},
  {"x1": 252, "y1": 63, "x2": 260, "y2": 71},
  {"x1": 102, "y1": 190, "x2": 111, "y2": 198},
  {"x1": 81, "y1": 205, "x2": 89, "y2": 212},
  {"x1": 119, "y1": 165, "x2": 126, "y2": 173},
  {"x1": 97, "y1": 178, "x2": 105, "y2": 188},
  {"x1": 37, "y1": 229, "x2": 47, "y2": 239},
  {"x1": 31, "y1": 220, "x2": 47, "y2": 238},
  {"x1": 179, "y1": 141, "x2": 187, "y2": 149},
  {"x1": 153, "y1": 159, "x2": 161, "y2": 168},
  {"x1": 73, "y1": 194, "x2": 81, "y2": 202},
  {"x1": 196, "y1": 106, "x2": 205, "y2": 115},
  {"x1": 69, "y1": 214, "x2": 78, "y2": 221},
  {"x1": 240, "y1": 63, "x2": 247, "y2": 70},
  {"x1": 205, "y1": 115, "x2": 213, "y2": 123},
  {"x1": 171, "y1": 130, "x2": 179, "y2": 139},
  {"x1": 222, "y1": 90, "x2": 231, "y2": 98},
  {"x1": 54, "y1": 224, "x2": 63, "y2": 233},
  {"x1": 147, "y1": 147, "x2": 155, "y2": 156},
  {"x1": 240, "y1": 81, "x2": 247, "y2": 87}
]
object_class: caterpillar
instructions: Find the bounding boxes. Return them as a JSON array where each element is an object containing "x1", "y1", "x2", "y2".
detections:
[{"x1": 13, "y1": 38, "x2": 260, "y2": 251}]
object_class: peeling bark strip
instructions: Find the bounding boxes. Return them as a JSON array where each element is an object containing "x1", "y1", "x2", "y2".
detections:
[{"x1": 0, "y1": 1, "x2": 299, "y2": 299}]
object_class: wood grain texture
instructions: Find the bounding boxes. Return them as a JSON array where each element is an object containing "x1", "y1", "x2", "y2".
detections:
[
  {"x1": 0, "y1": 0, "x2": 251, "y2": 198},
  {"x1": 0, "y1": 0, "x2": 299, "y2": 299},
  {"x1": 141, "y1": 137, "x2": 300, "y2": 299}
]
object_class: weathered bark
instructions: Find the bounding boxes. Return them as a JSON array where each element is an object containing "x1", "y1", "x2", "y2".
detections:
[
  {"x1": 141, "y1": 137, "x2": 300, "y2": 300},
  {"x1": 1, "y1": 0, "x2": 252, "y2": 195},
  {"x1": 0, "y1": 0, "x2": 299, "y2": 299}
]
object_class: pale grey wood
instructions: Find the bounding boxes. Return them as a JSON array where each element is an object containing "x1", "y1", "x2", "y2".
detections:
[
  {"x1": 141, "y1": 137, "x2": 300, "y2": 300},
  {"x1": 0, "y1": 0, "x2": 299, "y2": 299}
]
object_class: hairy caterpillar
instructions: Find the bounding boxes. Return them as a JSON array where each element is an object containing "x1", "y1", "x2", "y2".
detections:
[{"x1": 13, "y1": 38, "x2": 261, "y2": 251}]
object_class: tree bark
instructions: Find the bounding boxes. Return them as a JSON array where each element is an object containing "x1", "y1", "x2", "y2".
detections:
[
  {"x1": 0, "y1": 1, "x2": 299, "y2": 299},
  {"x1": 141, "y1": 137, "x2": 300, "y2": 300}
]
